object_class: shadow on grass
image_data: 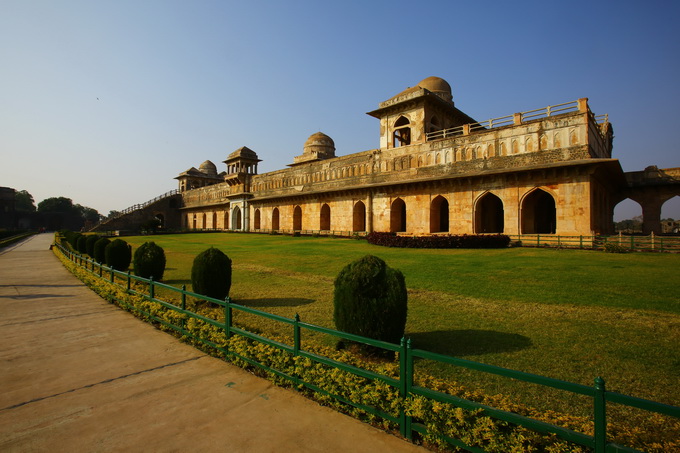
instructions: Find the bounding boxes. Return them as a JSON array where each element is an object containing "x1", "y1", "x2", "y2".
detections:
[
  {"x1": 408, "y1": 329, "x2": 532, "y2": 356},
  {"x1": 236, "y1": 297, "x2": 315, "y2": 308}
]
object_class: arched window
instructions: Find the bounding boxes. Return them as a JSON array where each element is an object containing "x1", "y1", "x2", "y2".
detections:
[
  {"x1": 272, "y1": 207, "x2": 280, "y2": 231},
  {"x1": 393, "y1": 116, "x2": 411, "y2": 147},
  {"x1": 430, "y1": 195, "x2": 449, "y2": 233},
  {"x1": 202, "y1": 213, "x2": 207, "y2": 229},
  {"x1": 254, "y1": 209, "x2": 261, "y2": 230},
  {"x1": 475, "y1": 193, "x2": 504, "y2": 233},
  {"x1": 390, "y1": 198, "x2": 407, "y2": 233},
  {"x1": 212, "y1": 212, "x2": 217, "y2": 230},
  {"x1": 223, "y1": 211, "x2": 229, "y2": 230},
  {"x1": 293, "y1": 205, "x2": 302, "y2": 231},
  {"x1": 320, "y1": 203, "x2": 331, "y2": 230},
  {"x1": 353, "y1": 201, "x2": 366, "y2": 232},
  {"x1": 521, "y1": 189, "x2": 556, "y2": 234},
  {"x1": 428, "y1": 116, "x2": 441, "y2": 133},
  {"x1": 231, "y1": 207, "x2": 242, "y2": 230}
]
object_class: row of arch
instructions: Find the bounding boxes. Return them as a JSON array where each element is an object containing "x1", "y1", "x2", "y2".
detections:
[{"x1": 249, "y1": 188, "x2": 556, "y2": 234}]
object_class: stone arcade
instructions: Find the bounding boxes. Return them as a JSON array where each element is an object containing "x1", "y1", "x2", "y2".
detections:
[{"x1": 100, "y1": 77, "x2": 679, "y2": 236}]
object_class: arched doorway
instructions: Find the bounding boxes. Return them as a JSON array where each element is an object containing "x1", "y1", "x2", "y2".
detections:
[
  {"x1": 390, "y1": 198, "x2": 406, "y2": 233},
  {"x1": 223, "y1": 211, "x2": 229, "y2": 230},
  {"x1": 353, "y1": 201, "x2": 366, "y2": 232},
  {"x1": 661, "y1": 195, "x2": 680, "y2": 233},
  {"x1": 293, "y1": 205, "x2": 302, "y2": 231},
  {"x1": 272, "y1": 207, "x2": 280, "y2": 231},
  {"x1": 254, "y1": 209, "x2": 261, "y2": 230},
  {"x1": 155, "y1": 214, "x2": 165, "y2": 228},
  {"x1": 320, "y1": 203, "x2": 331, "y2": 230},
  {"x1": 521, "y1": 189, "x2": 556, "y2": 234},
  {"x1": 212, "y1": 212, "x2": 217, "y2": 230},
  {"x1": 430, "y1": 195, "x2": 449, "y2": 233},
  {"x1": 232, "y1": 206, "x2": 242, "y2": 230},
  {"x1": 475, "y1": 193, "x2": 504, "y2": 233}
]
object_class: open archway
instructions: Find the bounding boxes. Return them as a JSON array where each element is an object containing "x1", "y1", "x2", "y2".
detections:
[
  {"x1": 254, "y1": 208, "x2": 261, "y2": 230},
  {"x1": 430, "y1": 195, "x2": 449, "y2": 233},
  {"x1": 521, "y1": 189, "x2": 556, "y2": 234},
  {"x1": 320, "y1": 203, "x2": 331, "y2": 230},
  {"x1": 613, "y1": 198, "x2": 642, "y2": 233},
  {"x1": 353, "y1": 201, "x2": 366, "y2": 232},
  {"x1": 390, "y1": 198, "x2": 407, "y2": 232},
  {"x1": 475, "y1": 193, "x2": 504, "y2": 233}
]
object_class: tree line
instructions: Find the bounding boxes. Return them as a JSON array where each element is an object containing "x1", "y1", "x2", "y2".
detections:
[{"x1": 13, "y1": 189, "x2": 103, "y2": 231}]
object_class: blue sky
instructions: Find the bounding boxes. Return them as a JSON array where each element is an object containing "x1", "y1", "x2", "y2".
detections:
[{"x1": 1, "y1": 0, "x2": 678, "y2": 220}]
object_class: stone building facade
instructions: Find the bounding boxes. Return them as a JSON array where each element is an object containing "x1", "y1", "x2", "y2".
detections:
[{"x1": 174, "y1": 77, "x2": 644, "y2": 236}]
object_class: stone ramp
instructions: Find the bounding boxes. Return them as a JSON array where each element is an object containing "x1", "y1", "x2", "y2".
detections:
[{"x1": 0, "y1": 234, "x2": 425, "y2": 452}]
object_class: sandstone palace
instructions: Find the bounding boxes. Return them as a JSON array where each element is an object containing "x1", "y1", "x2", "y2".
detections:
[{"x1": 101, "y1": 77, "x2": 680, "y2": 236}]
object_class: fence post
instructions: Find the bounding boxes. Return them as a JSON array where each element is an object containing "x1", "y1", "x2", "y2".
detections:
[
  {"x1": 580, "y1": 235, "x2": 583, "y2": 249},
  {"x1": 630, "y1": 235, "x2": 634, "y2": 251},
  {"x1": 149, "y1": 277, "x2": 155, "y2": 299},
  {"x1": 224, "y1": 297, "x2": 232, "y2": 340},
  {"x1": 293, "y1": 313, "x2": 301, "y2": 356},
  {"x1": 180, "y1": 285, "x2": 187, "y2": 333},
  {"x1": 110, "y1": 267, "x2": 115, "y2": 284},
  {"x1": 126, "y1": 271, "x2": 131, "y2": 291},
  {"x1": 594, "y1": 377, "x2": 607, "y2": 453},
  {"x1": 537, "y1": 234, "x2": 540, "y2": 247},
  {"x1": 399, "y1": 337, "x2": 413, "y2": 441}
]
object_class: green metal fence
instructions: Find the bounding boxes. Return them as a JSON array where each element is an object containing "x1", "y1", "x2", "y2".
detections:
[{"x1": 55, "y1": 242, "x2": 679, "y2": 452}]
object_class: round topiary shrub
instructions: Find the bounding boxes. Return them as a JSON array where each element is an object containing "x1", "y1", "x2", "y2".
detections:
[
  {"x1": 333, "y1": 255, "x2": 408, "y2": 345},
  {"x1": 191, "y1": 247, "x2": 232, "y2": 301},
  {"x1": 69, "y1": 232, "x2": 82, "y2": 250},
  {"x1": 85, "y1": 235, "x2": 100, "y2": 257},
  {"x1": 93, "y1": 237, "x2": 111, "y2": 263},
  {"x1": 133, "y1": 241, "x2": 166, "y2": 280},
  {"x1": 76, "y1": 235, "x2": 89, "y2": 255},
  {"x1": 105, "y1": 239, "x2": 132, "y2": 271}
]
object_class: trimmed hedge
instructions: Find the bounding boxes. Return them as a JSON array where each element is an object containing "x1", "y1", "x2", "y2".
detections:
[
  {"x1": 93, "y1": 237, "x2": 111, "y2": 263},
  {"x1": 85, "y1": 234, "x2": 100, "y2": 257},
  {"x1": 105, "y1": 238, "x2": 132, "y2": 271},
  {"x1": 333, "y1": 255, "x2": 407, "y2": 345},
  {"x1": 191, "y1": 247, "x2": 232, "y2": 301},
  {"x1": 366, "y1": 232, "x2": 511, "y2": 249},
  {"x1": 133, "y1": 241, "x2": 166, "y2": 280}
]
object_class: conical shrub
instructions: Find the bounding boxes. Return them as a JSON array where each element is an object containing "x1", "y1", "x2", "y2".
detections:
[
  {"x1": 333, "y1": 255, "x2": 407, "y2": 345},
  {"x1": 191, "y1": 247, "x2": 232, "y2": 301},
  {"x1": 133, "y1": 241, "x2": 166, "y2": 280},
  {"x1": 85, "y1": 234, "x2": 100, "y2": 257}
]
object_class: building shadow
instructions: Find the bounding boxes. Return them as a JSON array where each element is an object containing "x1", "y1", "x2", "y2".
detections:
[
  {"x1": 236, "y1": 298, "x2": 315, "y2": 308},
  {"x1": 408, "y1": 329, "x2": 532, "y2": 357}
]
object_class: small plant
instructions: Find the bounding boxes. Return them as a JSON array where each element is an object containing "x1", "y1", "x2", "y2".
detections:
[
  {"x1": 86, "y1": 234, "x2": 100, "y2": 257},
  {"x1": 333, "y1": 255, "x2": 407, "y2": 346},
  {"x1": 133, "y1": 241, "x2": 166, "y2": 280},
  {"x1": 93, "y1": 237, "x2": 111, "y2": 263},
  {"x1": 69, "y1": 232, "x2": 82, "y2": 250},
  {"x1": 603, "y1": 242, "x2": 629, "y2": 253},
  {"x1": 191, "y1": 247, "x2": 232, "y2": 301},
  {"x1": 105, "y1": 238, "x2": 132, "y2": 271}
]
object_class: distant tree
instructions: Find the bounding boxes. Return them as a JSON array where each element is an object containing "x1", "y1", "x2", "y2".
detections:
[
  {"x1": 15, "y1": 190, "x2": 36, "y2": 212},
  {"x1": 107, "y1": 210, "x2": 121, "y2": 219},
  {"x1": 75, "y1": 204, "x2": 101, "y2": 224},
  {"x1": 37, "y1": 197, "x2": 82, "y2": 230}
]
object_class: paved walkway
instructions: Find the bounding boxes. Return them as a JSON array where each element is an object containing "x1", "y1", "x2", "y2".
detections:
[{"x1": 0, "y1": 234, "x2": 426, "y2": 452}]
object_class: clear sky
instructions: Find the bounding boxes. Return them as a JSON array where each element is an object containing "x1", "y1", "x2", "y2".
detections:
[{"x1": 2, "y1": 0, "x2": 679, "y2": 220}]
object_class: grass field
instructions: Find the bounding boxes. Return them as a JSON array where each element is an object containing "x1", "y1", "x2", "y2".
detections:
[{"x1": 122, "y1": 232, "x2": 680, "y2": 420}]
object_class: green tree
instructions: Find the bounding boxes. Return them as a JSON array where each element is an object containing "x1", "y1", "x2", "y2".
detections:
[{"x1": 14, "y1": 190, "x2": 36, "y2": 213}]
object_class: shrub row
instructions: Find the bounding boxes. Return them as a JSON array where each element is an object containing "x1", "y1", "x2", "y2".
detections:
[
  {"x1": 366, "y1": 232, "x2": 511, "y2": 249},
  {"x1": 52, "y1": 249, "x2": 678, "y2": 453}
]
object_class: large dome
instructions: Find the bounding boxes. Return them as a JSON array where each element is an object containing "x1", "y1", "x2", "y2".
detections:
[
  {"x1": 199, "y1": 160, "x2": 217, "y2": 176},
  {"x1": 417, "y1": 76, "x2": 453, "y2": 102}
]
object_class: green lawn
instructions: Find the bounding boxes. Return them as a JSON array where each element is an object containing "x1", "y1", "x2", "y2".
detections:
[{"x1": 122, "y1": 232, "x2": 680, "y2": 417}]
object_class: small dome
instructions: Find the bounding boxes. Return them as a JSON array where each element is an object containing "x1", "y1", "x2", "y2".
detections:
[
  {"x1": 304, "y1": 132, "x2": 335, "y2": 152},
  {"x1": 199, "y1": 160, "x2": 217, "y2": 176},
  {"x1": 417, "y1": 76, "x2": 453, "y2": 102}
]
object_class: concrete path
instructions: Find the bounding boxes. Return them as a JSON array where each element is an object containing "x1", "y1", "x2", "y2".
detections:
[{"x1": 0, "y1": 234, "x2": 426, "y2": 453}]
